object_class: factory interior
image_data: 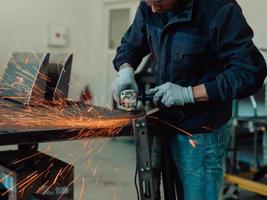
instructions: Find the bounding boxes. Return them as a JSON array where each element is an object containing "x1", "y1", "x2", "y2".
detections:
[{"x1": 0, "y1": 0, "x2": 267, "y2": 199}]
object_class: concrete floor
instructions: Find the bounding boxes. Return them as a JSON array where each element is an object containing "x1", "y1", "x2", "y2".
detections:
[
  {"x1": 0, "y1": 137, "x2": 138, "y2": 200},
  {"x1": 39, "y1": 137, "x2": 138, "y2": 200},
  {"x1": 0, "y1": 134, "x2": 266, "y2": 200}
]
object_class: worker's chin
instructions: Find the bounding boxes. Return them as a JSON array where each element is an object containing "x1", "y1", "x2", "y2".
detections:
[
  {"x1": 152, "y1": 8, "x2": 169, "y2": 13},
  {"x1": 151, "y1": 5, "x2": 175, "y2": 13}
]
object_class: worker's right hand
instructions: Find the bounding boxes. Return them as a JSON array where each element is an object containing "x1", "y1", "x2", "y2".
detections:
[{"x1": 111, "y1": 63, "x2": 138, "y2": 105}]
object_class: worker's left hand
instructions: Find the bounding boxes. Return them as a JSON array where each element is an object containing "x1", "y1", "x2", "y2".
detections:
[{"x1": 147, "y1": 82, "x2": 195, "y2": 107}]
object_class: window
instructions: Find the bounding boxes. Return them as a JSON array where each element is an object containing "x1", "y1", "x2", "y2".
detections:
[{"x1": 109, "y1": 8, "x2": 130, "y2": 49}]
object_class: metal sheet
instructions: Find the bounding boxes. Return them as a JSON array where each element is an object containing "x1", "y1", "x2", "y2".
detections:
[{"x1": 0, "y1": 99, "x2": 145, "y2": 146}]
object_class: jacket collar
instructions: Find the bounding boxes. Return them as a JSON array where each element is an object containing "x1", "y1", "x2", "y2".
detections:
[
  {"x1": 166, "y1": 0, "x2": 194, "y2": 26},
  {"x1": 146, "y1": 0, "x2": 194, "y2": 29}
]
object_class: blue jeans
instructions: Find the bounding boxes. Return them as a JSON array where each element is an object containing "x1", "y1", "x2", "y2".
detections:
[
  {"x1": 264, "y1": 132, "x2": 267, "y2": 165},
  {"x1": 169, "y1": 122, "x2": 232, "y2": 200}
]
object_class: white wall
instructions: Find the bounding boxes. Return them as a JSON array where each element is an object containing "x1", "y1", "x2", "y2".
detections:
[
  {"x1": 0, "y1": 0, "x2": 135, "y2": 106},
  {"x1": 0, "y1": 0, "x2": 266, "y2": 107},
  {"x1": 0, "y1": 0, "x2": 96, "y2": 102},
  {"x1": 237, "y1": 0, "x2": 267, "y2": 48}
]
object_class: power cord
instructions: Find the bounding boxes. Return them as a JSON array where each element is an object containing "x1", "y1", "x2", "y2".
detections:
[{"x1": 135, "y1": 162, "x2": 140, "y2": 200}]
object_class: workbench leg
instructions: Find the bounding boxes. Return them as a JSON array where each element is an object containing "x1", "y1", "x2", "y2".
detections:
[{"x1": 133, "y1": 117, "x2": 156, "y2": 200}]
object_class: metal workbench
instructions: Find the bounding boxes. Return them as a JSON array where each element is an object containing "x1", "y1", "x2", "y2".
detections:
[
  {"x1": 0, "y1": 99, "x2": 142, "y2": 146},
  {"x1": 0, "y1": 99, "x2": 179, "y2": 200}
]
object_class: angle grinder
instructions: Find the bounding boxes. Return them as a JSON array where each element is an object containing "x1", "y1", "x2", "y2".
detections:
[{"x1": 120, "y1": 89, "x2": 154, "y2": 112}]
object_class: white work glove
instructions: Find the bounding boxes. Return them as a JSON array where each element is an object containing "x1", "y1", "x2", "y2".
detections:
[
  {"x1": 147, "y1": 82, "x2": 195, "y2": 107},
  {"x1": 111, "y1": 63, "x2": 138, "y2": 104}
]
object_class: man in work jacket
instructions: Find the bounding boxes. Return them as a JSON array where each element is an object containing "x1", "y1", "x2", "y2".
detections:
[{"x1": 111, "y1": 0, "x2": 267, "y2": 199}]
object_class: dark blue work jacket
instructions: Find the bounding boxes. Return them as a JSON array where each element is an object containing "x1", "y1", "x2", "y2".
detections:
[{"x1": 113, "y1": 0, "x2": 267, "y2": 133}]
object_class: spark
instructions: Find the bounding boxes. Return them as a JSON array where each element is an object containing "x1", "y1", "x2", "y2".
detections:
[
  {"x1": 79, "y1": 177, "x2": 85, "y2": 200},
  {"x1": 83, "y1": 159, "x2": 92, "y2": 169},
  {"x1": 41, "y1": 180, "x2": 55, "y2": 195},
  {"x1": 149, "y1": 116, "x2": 200, "y2": 148},
  {"x1": 92, "y1": 166, "x2": 98, "y2": 177},
  {"x1": 189, "y1": 139, "x2": 198, "y2": 148},
  {"x1": 57, "y1": 174, "x2": 81, "y2": 200},
  {"x1": 18, "y1": 174, "x2": 39, "y2": 191},
  {"x1": 53, "y1": 168, "x2": 62, "y2": 184},
  {"x1": 1, "y1": 171, "x2": 38, "y2": 196},
  {"x1": 149, "y1": 116, "x2": 192, "y2": 136},
  {"x1": 36, "y1": 180, "x2": 50, "y2": 194},
  {"x1": 24, "y1": 57, "x2": 29, "y2": 64},
  {"x1": 12, "y1": 149, "x2": 49, "y2": 165},
  {"x1": 202, "y1": 126, "x2": 216, "y2": 132}
]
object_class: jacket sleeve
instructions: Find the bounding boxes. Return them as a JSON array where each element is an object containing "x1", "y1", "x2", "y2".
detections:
[
  {"x1": 204, "y1": 3, "x2": 267, "y2": 101},
  {"x1": 113, "y1": 3, "x2": 151, "y2": 71}
]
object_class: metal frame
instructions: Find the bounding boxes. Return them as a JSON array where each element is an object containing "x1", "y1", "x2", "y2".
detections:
[
  {"x1": 133, "y1": 116, "x2": 156, "y2": 200},
  {"x1": 226, "y1": 116, "x2": 267, "y2": 197},
  {"x1": 0, "y1": 52, "x2": 50, "y2": 105},
  {"x1": 0, "y1": 101, "x2": 180, "y2": 200},
  {"x1": 0, "y1": 126, "x2": 133, "y2": 147},
  {"x1": 225, "y1": 173, "x2": 267, "y2": 197}
]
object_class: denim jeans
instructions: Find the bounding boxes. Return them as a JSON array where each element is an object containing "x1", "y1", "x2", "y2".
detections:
[
  {"x1": 264, "y1": 132, "x2": 267, "y2": 165},
  {"x1": 168, "y1": 122, "x2": 232, "y2": 200}
]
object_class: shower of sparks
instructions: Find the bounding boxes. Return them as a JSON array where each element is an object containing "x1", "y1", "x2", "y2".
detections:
[
  {"x1": 0, "y1": 52, "x2": 133, "y2": 199},
  {"x1": 0, "y1": 52, "x2": 215, "y2": 199}
]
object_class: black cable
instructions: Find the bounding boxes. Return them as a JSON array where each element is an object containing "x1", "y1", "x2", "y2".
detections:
[{"x1": 135, "y1": 161, "x2": 140, "y2": 200}]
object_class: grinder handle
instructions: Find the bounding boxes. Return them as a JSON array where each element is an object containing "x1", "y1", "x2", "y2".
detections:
[{"x1": 138, "y1": 95, "x2": 154, "y2": 102}]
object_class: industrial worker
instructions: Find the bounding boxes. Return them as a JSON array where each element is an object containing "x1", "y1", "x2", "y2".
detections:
[{"x1": 111, "y1": 0, "x2": 267, "y2": 199}]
